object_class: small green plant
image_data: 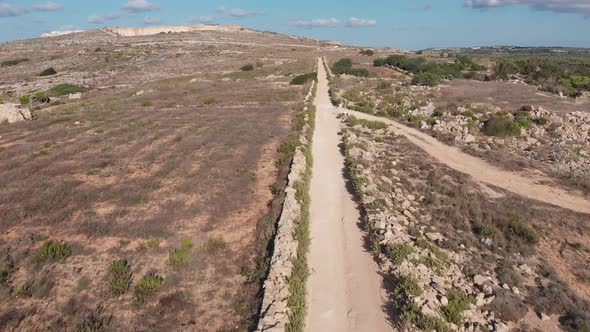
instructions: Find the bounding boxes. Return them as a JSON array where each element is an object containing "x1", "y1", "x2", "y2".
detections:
[
  {"x1": 241, "y1": 64, "x2": 254, "y2": 71},
  {"x1": 441, "y1": 288, "x2": 474, "y2": 324},
  {"x1": 48, "y1": 83, "x2": 87, "y2": 96},
  {"x1": 534, "y1": 117, "x2": 549, "y2": 125},
  {"x1": 401, "y1": 302, "x2": 448, "y2": 332},
  {"x1": 39, "y1": 67, "x2": 57, "y2": 76},
  {"x1": 510, "y1": 222, "x2": 538, "y2": 243},
  {"x1": 169, "y1": 237, "x2": 193, "y2": 267},
  {"x1": 367, "y1": 200, "x2": 385, "y2": 211},
  {"x1": 476, "y1": 224, "x2": 496, "y2": 237},
  {"x1": 108, "y1": 259, "x2": 132, "y2": 296},
  {"x1": 30, "y1": 233, "x2": 48, "y2": 242},
  {"x1": 386, "y1": 243, "x2": 414, "y2": 265},
  {"x1": 204, "y1": 237, "x2": 227, "y2": 254},
  {"x1": 278, "y1": 137, "x2": 301, "y2": 156},
  {"x1": 377, "y1": 81, "x2": 391, "y2": 89},
  {"x1": 75, "y1": 310, "x2": 112, "y2": 332},
  {"x1": 77, "y1": 277, "x2": 90, "y2": 291},
  {"x1": 395, "y1": 275, "x2": 422, "y2": 297},
  {"x1": 19, "y1": 95, "x2": 30, "y2": 105},
  {"x1": 203, "y1": 97, "x2": 216, "y2": 105},
  {"x1": 141, "y1": 101, "x2": 153, "y2": 107},
  {"x1": 34, "y1": 241, "x2": 72, "y2": 262},
  {"x1": 34, "y1": 91, "x2": 49, "y2": 103},
  {"x1": 572, "y1": 242, "x2": 584, "y2": 250},
  {"x1": 0, "y1": 263, "x2": 13, "y2": 288},
  {"x1": 412, "y1": 72, "x2": 441, "y2": 86},
  {"x1": 144, "y1": 238, "x2": 160, "y2": 248},
  {"x1": 134, "y1": 273, "x2": 163, "y2": 303}
]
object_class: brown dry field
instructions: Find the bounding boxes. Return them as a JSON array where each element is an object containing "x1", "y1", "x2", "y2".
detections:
[{"x1": 0, "y1": 29, "x2": 319, "y2": 331}]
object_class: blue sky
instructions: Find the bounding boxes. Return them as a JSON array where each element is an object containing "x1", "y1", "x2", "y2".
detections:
[{"x1": 0, "y1": 0, "x2": 589, "y2": 50}]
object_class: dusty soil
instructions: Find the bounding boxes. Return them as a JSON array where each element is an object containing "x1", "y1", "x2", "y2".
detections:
[{"x1": 0, "y1": 28, "x2": 319, "y2": 331}]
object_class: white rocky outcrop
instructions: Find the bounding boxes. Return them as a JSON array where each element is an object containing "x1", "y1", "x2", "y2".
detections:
[{"x1": 0, "y1": 103, "x2": 33, "y2": 124}]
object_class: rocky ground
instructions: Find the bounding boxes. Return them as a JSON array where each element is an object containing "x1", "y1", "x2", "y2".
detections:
[
  {"x1": 340, "y1": 115, "x2": 590, "y2": 331},
  {"x1": 334, "y1": 76, "x2": 590, "y2": 193}
]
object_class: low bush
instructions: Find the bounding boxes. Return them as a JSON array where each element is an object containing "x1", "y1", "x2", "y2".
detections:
[
  {"x1": 441, "y1": 288, "x2": 474, "y2": 324},
  {"x1": 19, "y1": 95, "x2": 30, "y2": 105},
  {"x1": 412, "y1": 72, "x2": 441, "y2": 86},
  {"x1": 39, "y1": 67, "x2": 57, "y2": 76},
  {"x1": 134, "y1": 273, "x2": 164, "y2": 303},
  {"x1": 386, "y1": 243, "x2": 414, "y2": 265},
  {"x1": 510, "y1": 222, "x2": 538, "y2": 243},
  {"x1": 34, "y1": 241, "x2": 72, "y2": 262},
  {"x1": 486, "y1": 288, "x2": 528, "y2": 322},
  {"x1": 1, "y1": 58, "x2": 29, "y2": 67},
  {"x1": 394, "y1": 275, "x2": 422, "y2": 297},
  {"x1": 345, "y1": 116, "x2": 387, "y2": 130},
  {"x1": 332, "y1": 58, "x2": 369, "y2": 77},
  {"x1": 360, "y1": 49, "x2": 374, "y2": 56},
  {"x1": 290, "y1": 72, "x2": 317, "y2": 85},
  {"x1": 48, "y1": 83, "x2": 87, "y2": 96},
  {"x1": 241, "y1": 64, "x2": 254, "y2": 71},
  {"x1": 108, "y1": 259, "x2": 132, "y2": 295},
  {"x1": 481, "y1": 116, "x2": 523, "y2": 137},
  {"x1": 475, "y1": 224, "x2": 496, "y2": 237},
  {"x1": 401, "y1": 302, "x2": 449, "y2": 332}
]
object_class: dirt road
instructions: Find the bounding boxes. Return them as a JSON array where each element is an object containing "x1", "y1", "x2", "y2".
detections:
[
  {"x1": 344, "y1": 109, "x2": 590, "y2": 214},
  {"x1": 306, "y1": 58, "x2": 392, "y2": 331}
]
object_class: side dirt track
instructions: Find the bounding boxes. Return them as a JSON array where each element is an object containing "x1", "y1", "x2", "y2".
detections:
[{"x1": 341, "y1": 109, "x2": 590, "y2": 215}]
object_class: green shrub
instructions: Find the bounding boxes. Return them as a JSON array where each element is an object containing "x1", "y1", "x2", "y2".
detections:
[
  {"x1": 482, "y1": 116, "x2": 522, "y2": 137},
  {"x1": 345, "y1": 116, "x2": 387, "y2": 130},
  {"x1": 141, "y1": 101, "x2": 153, "y2": 107},
  {"x1": 0, "y1": 263, "x2": 13, "y2": 288},
  {"x1": 395, "y1": 275, "x2": 422, "y2": 297},
  {"x1": 412, "y1": 72, "x2": 441, "y2": 86},
  {"x1": 241, "y1": 64, "x2": 254, "y2": 71},
  {"x1": 19, "y1": 95, "x2": 30, "y2": 105},
  {"x1": 476, "y1": 224, "x2": 496, "y2": 237},
  {"x1": 534, "y1": 117, "x2": 549, "y2": 125},
  {"x1": 39, "y1": 67, "x2": 57, "y2": 76},
  {"x1": 510, "y1": 222, "x2": 538, "y2": 243},
  {"x1": 360, "y1": 49, "x2": 374, "y2": 56},
  {"x1": 278, "y1": 137, "x2": 301, "y2": 156},
  {"x1": 401, "y1": 302, "x2": 449, "y2": 332},
  {"x1": 108, "y1": 259, "x2": 132, "y2": 295},
  {"x1": 441, "y1": 288, "x2": 474, "y2": 324},
  {"x1": 386, "y1": 243, "x2": 414, "y2": 265},
  {"x1": 332, "y1": 58, "x2": 369, "y2": 77},
  {"x1": 34, "y1": 91, "x2": 49, "y2": 103},
  {"x1": 373, "y1": 58, "x2": 386, "y2": 67},
  {"x1": 48, "y1": 83, "x2": 87, "y2": 96},
  {"x1": 134, "y1": 273, "x2": 163, "y2": 303},
  {"x1": 290, "y1": 72, "x2": 317, "y2": 85},
  {"x1": 203, "y1": 97, "x2": 216, "y2": 105},
  {"x1": 169, "y1": 237, "x2": 193, "y2": 267},
  {"x1": 34, "y1": 241, "x2": 72, "y2": 262},
  {"x1": 1, "y1": 58, "x2": 29, "y2": 67}
]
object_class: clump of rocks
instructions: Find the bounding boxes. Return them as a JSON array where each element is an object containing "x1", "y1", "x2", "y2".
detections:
[{"x1": 0, "y1": 103, "x2": 33, "y2": 124}]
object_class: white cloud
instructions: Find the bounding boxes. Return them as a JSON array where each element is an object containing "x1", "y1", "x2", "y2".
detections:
[
  {"x1": 464, "y1": 0, "x2": 590, "y2": 14},
  {"x1": 122, "y1": 0, "x2": 159, "y2": 13},
  {"x1": 229, "y1": 8, "x2": 266, "y2": 18},
  {"x1": 31, "y1": 1, "x2": 62, "y2": 11},
  {"x1": 88, "y1": 12, "x2": 126, "y2": 24},
  {"x1": 291, "y1": 18, "x2": 340, "y2": 28},
  {"x1": 0, "y1": 1, "x2": 62, "y2": 17},
  {"x1": 346, "y1": 17, "x2": 377, "y2": 27},
  {"x1": 143, "y1": 16, "x2": 160, "y2": 24}
]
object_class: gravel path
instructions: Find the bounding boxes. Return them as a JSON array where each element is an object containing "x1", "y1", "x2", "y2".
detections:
[{"x1": 306, "y1": 58, "x2": 393, "y2": 332}]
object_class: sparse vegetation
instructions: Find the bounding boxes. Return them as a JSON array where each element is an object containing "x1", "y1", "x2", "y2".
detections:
[
  {"x1": 204, "y1": 237, "x2": 227, "y2": 254},
  {"x1": 386, "y1": 243, "x2": 414, "y2": 265},
  {"x1": 34, "y1": 241, "x2": 72, "y2": 262},
  {"x1": 39, "y1": 67, "x2": 57, "y2": 76},
  {"x1": 108, "y1": 259, "x2": 132, "y2": 295},
  {"x1": 1, "y1": 58, "x2": 29, "y2": 67},
  {"x1": 510, "y1": 222, "x2": 538, "y2": 243},
  {"x1": 169, "y1": 237, "x2": 193, "y2": 267},
  {"x1": 345, "y1": 116, "x2": 388, "y2": 130},
  {"x1": 19, "y1": 95, "x2": 30, "y2": 105},
  {"x1": 133, "y1": 273, "x2": 164, "y2": 303},
  {"x1": 441, "y1": 288, "x2": 474, "y2": 325},
  {"x1": 48, "y1": 83, "x2": 87, "y2": 96},
  {"x1": 241, "y1": 64, "x2": 254, "y2": 71},
  {"x1": 360, "y1": 49, "x2": 374, "y2": 56},
  {"x1": 332, "y1": 58, "x2": 369, "y2": 77}
]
